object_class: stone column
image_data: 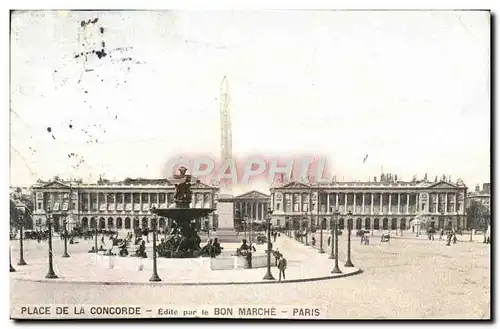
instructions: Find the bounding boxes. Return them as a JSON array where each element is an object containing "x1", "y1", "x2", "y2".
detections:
[
  {"x1": 455, "y1": 193, "x2": 458, "y2": 213},
  {"x1": 298, "y1": 193, "x2": 302, "y2": 212},
  {"x1": 397, "y1": 193, "x2": 401, "y2": 214},
  {"x1": 406, "y1": 193, "x2": 410, "y2": 214},
  {"x1": 388, "y1": 194, "x2": 392, "y2": 214},
  {"x1": 97, "y1": 192, "x2": 100, "y2": 211},
  {"x1": 362, "y1": 193, "x2": 365, "y2": 214},
  {"x1": 114, "y1": 193, "x2": 117, "y2": 211},
  {"x1": 435, "y1": 193, "x2": 439, "y2": 213},
  {"x1": 444, "y1": 193, "x2": 448, "y2": 214},
  {"x1": 335, "y1": 193, "x2": 339, "y2": 210},
  {"x1": 371, "y1": 193, "x2": 374, "y2": 214},
  {"x1": 353, "y1": 193, "x2": 357, "y2": 214},
  {"x1": 326, "y1": 193, "x2": 330, "y2": 213},
  {"x1": 88, "y1": 193, "x2": 91, "y2": 212},
  {"x1": 380, "y1": 193, "x2": 383, "y2": 213},
  {"x1": 344, "y1": 193, "x2": 347, "y2": 211}
]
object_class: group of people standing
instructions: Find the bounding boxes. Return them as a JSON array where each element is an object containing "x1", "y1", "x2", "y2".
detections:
[{"x1": 236, "y1": 231, "x2": 288, "y2": 281}]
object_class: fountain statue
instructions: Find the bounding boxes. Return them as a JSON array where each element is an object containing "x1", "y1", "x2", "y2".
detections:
[{"x1": 153, "y1": 167, "x2": 216, "y2": 258}]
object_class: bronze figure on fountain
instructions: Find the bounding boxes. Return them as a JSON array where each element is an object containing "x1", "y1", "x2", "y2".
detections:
[
  {"x1": 153, "y1": 167, "x2": 216, "y2": 258},
  {"x1": 173, "y1": 166, "x2": 193, "y2": 208}
]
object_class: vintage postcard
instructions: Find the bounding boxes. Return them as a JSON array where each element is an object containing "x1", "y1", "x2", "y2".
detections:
[{"x1": 9, "y1": 10, "x2": 490, "y2": 320}]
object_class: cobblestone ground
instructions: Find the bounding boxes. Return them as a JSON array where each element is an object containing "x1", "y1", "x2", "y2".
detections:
[{"x1": 10, "y1": 232, "x2": 490, "y2": 319}]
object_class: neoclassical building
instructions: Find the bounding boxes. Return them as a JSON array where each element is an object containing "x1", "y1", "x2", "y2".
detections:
[
  {"x1": 31, "y1": 178, "x2": 219, "y2": 232},
  {"x1": 269, "y1": 176, "x2": 468, "y2": 232},
  {"x1": 232, "y1": 190, "x2": 271, "y2": 228}
]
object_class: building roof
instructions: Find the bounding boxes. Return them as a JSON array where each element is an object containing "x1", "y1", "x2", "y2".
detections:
[
  {"x1": 234, "y1": 190, "x2": 270, "y2": 200},
  {"x1": 33, "y1": 178, "x2": 218, "y2": 190},
  {"x1": 271, "y1": 179, "x2": 466, "y2": 190}
]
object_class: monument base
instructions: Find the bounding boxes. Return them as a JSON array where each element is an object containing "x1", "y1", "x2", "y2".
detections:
[
  {"x1": 211, "y1": 228, "x2": 241, "y2": 243},
  {"x1": 214, "y1": 194, "x2": 240, "y2": 243}
]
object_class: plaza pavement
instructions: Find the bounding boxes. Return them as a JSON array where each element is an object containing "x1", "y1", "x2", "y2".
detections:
[
  {"x1": 9, "y1": 236, "x2": 359, "y2": 284},
  {"x1": 10, "y1": 231, "x2": 490, "y2": 319}
]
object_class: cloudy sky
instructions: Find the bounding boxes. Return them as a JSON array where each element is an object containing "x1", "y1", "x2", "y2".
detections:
[{"x1": 10, "y1": 10, "x2": 490, "y2": 193}]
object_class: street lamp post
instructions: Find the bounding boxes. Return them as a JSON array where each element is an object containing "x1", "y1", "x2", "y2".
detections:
[
  {"x1": 149, "y1": 207, "x2": 161, "y2": 282},
  {"x1": 330, "y1": 210, "x2": 339, "y2": 259},
  {"x1": 345, "y1": 210, "x2": 354, "y2": 268},
  {"x1": 331, "y1": 213, "x2": 341, "y2": 274},
  {"x1": 45, "y1": 207, "x2": 58, "y2": 279},
  {"x1": 10, "y1": 246, "x2": 15, "y2": 272},
  {"x1": 263, "y1": 208, "x2": 275, "y2": 280},
  {"x1": 94, "y1": 226, "x2": 99, "y2": 252},
  {"x1": 319, "y1": 218, "x2": 325, "y2": 253},
  {"x1": 62, "y1": 217, "x2": 70, "y2": 258},
  {"x1": 305, "y1": 223, "x2": 309, "y2": 246},
  {"x1": 17, "y1": 210, "x2": 27, "y2": 266}
]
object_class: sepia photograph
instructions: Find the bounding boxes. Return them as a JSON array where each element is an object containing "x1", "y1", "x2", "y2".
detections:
[{"x1": 8, "y1": 10, "x2": 490, "y2": 320}]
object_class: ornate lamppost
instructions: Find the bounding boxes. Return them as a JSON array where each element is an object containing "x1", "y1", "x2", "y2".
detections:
[
  {"x1": 17, "y1": 208, "x2": 27, "y2": 266},
  {"x1": 149, "y1": 207, "x2": 161, "y2": 282},
  {"x1": 345, "y1": 210, "x2": 354, "y2": 268},
  {"x1": 10, "y1": 246, "x2": 15, "y2": 272},
  {"x1": 45, "y1": 206, "x2": 58, "y2": 279},
  {"x1": 330, "y1": 209, "x2": 340, "y2": 259},
  {"x1": 62, "y1": 217, "x2": 70, "y2": 258},
  {"x1": 263, "y1": 208, "x2": 275, "y2": 280},
  {"x1": 305, "y1": 222, "x2": 309, "y2": 246},
  {"x1": 331, "y1": 211, "x2": 341, "y2": 274},
  {"x1": 319, "y1": 218, "x2": 325, "y2": 253},
  {"x1": 94, "y1": 224, "x2": 99, "y2": 253}
]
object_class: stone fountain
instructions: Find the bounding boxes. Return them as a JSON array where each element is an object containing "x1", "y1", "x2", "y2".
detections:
[{"x1": 154, "y1": 167, "x2": 216, "y2": 258}]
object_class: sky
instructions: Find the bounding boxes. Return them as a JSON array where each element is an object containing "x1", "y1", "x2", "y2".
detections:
[{"x1": 10, "y1": 10, "x2": 490, "y2": 194}]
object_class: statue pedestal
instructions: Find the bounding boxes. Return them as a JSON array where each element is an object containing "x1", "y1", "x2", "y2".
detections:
[{"x1": 213, "y1": 194, "x2": 240, "y2": 243}]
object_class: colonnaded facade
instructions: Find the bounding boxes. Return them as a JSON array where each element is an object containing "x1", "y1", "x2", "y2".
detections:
[
  {"x1": 269, "y1": 176, "x2": 468, "y2": 232},
  {"x1": 31, "y1": 178, "x2": 219, "y2": 232},
  {"x1": 232, "y1": 191, "x2": 271, "y2": 228}
]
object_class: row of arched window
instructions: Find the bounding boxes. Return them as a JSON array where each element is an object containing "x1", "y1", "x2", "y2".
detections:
[{"x1": 80, "y1": 217, "x2": 168, "y2": 230}]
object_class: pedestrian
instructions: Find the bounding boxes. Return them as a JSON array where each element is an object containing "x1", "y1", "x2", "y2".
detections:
[
  {"x1": 328, "y1": 236, "x2": 331, "y2": 247},
  {"x1": 274, "y1": 249, "x2": 282, "y2": 266},
  {"x1": 273, "y1": 231, "x2": 277, "y2": 242},
  {"x1": 278, "y1": 255, "x2": 287, "y2": 281},
  {"x1": 311, "y1": 236, "x2": 316, "y2": 247},
  {"x1": 246, "y1": 251, "x2": 253, "y2": 269},
  {"x1": 453, "y1": 234, "x2": 457, "y2": 245}
]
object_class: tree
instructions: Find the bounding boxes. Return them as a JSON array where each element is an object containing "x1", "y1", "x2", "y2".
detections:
[
  {"x1": 9, "y1": 198, "x2": 34, "y2": 231},
  {"x1": 467, "y1": 200, "x2": 490, "y2": 230},
  {"x1": 10, "y1": 199, "x2": 18, "y2": 230}
]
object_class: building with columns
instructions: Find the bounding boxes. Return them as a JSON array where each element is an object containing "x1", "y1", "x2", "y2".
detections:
[
  {"x1": 269, "y1": 176, "x2": 468, "y2": 232},
  {"x1": 31, "y1": 178, "x2": 219, "y2": 232},
  {"x1": 231, "y1": 191, "x2": 271, "y2": 229}
]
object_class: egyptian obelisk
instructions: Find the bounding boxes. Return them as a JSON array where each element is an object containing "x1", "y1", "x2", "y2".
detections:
[{"x1": 214, "y1": 76, "x2": 239, "y2": 242}]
